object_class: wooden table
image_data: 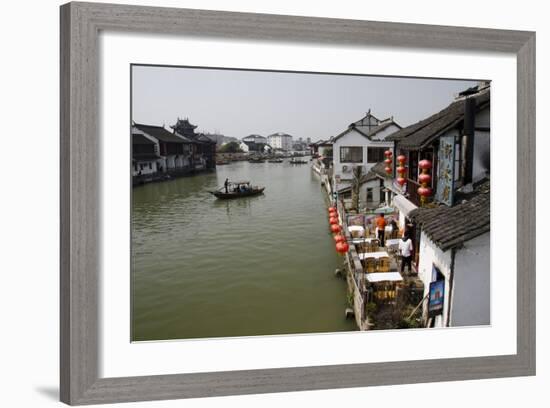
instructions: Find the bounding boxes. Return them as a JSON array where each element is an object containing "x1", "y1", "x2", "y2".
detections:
[{"x1": 358, "y1": 251, "x2": 390, "y2": 260}]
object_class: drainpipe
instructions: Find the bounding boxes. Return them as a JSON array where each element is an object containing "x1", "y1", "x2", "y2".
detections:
[
  {"x1": 446, "y1": 248, "x2": 456, "y2": 327},
  {"x1": 463, "y1": 97, "x2": 476, "y2": 184}
]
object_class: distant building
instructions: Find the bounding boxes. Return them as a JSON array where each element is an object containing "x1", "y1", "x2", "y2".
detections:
[
  {"x1": 203, "y1": 132, "x2": 239, "y2": 146},
  {"x1": 240, "y1": 134, "x2": 270, "y2": 153},
  {"x1": 267, "y1": 132, "x2": 293, "y2": 151}
]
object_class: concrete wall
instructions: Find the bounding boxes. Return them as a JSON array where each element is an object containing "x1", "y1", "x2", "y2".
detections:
[{"x1": 450, "y1": 232, "x2": 490, "y2": 326}]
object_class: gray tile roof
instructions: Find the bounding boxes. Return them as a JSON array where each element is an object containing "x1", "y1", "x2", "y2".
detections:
[
  {"x1": 132, "y1": 133, "x2": 155, "y2": 145},
  {"x1": 134, "y1": 123, "x2": 187, "y2": 143},
  {"x1": 408, "y1": 179, "x2": 490, "y2": 251},
  {"x1": 333, "y1": 119, "x2": 401, "y2": 143},
  {"x1": 386, "y1": 89, "x2": 490, "y2": 150}
]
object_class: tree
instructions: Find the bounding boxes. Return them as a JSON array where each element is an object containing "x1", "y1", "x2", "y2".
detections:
[
  {"x1": 218, "y1": 141, "x2": 243, "y2": 153},
  {"x1": 351, "y1": 165, "x2": 363, "y2": 212}
]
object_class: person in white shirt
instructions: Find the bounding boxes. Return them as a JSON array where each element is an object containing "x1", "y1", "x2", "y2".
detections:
[{"x1": 399, "y1": 234, "x2": 413, "y2": 274}]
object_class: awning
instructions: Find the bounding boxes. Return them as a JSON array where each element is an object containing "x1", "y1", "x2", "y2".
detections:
[
  {"x1": 366, "y1": 272, "x2": 403, "y2": 283},
  {"x1": 392, "y1": 194, "x2": 417, "y2": 217}
]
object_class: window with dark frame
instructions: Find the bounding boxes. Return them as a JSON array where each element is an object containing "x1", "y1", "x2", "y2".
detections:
[
  {"x1": 340, "y1": 146, "x2": 363, "y2": 163},
  {"x1": 367, "y1": 146, "x2": 387, "y2": 163},
  {"x1": 366, "y1": 188, "x2": 373, "y2": 202}
]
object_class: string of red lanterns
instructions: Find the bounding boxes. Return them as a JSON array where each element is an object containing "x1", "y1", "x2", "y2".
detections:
[
  {"x1": 396, "y1": 154, "x2": 407, "y2": 186},
  {"x1": 327, "y1": 206, "x2": 349, "y2": 255},
  {"x1": 384, "y1": 149, "x2": 393, "y2": 175},
  {"x1": 417, "y1": 159, "x2": 433, "y2": 206}
]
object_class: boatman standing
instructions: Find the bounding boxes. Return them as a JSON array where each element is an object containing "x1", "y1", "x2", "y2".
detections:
[{"x1": 224, "y1": 178, "x2": 229, "y2": 193}]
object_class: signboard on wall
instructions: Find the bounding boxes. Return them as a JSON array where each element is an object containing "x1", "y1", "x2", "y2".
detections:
[
  {"x1": 428, "y1": 279, "x2": 445, "y2": 317},
  {"x1": 435, "y1": 134, "x2": 455, "y2": 206}
]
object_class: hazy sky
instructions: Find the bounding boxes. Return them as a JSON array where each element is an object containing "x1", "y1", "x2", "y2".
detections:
[{"x1": 132, "y1": 65, "x2": 477, "y2": 142}]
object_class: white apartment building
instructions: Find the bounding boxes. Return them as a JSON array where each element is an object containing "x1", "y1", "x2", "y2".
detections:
[{"x1": 267, "y1": 132, "x2": 293, "y2": 151}]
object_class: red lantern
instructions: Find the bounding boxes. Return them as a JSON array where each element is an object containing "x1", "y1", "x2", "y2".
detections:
[
  {"x1": 418, "y1": 173, "x2": 431, "y2": 184},
  {"x1": 329, "y1": 210, "x2": 337, "y2": 217},
  {"x1": 330, "y1": 224, "x2": 341, "y2": 233},
  {"x1": 417, "y1": 186, "x2": 433, "y2": 197},
  {"x1": 385, "y1": 166, "x2": 392, "y2": 174},
  {"x1": 333, "y1": 234, "x2": 345, "y2": 243},
  {"x1": 328, "y1": 206, "x2": 336, "y2": 213},
  {"x1": 329, "y1": 217, "x2": 338, "y2": 225},
  {"x1": 397, "y1": 155, "x2": 406, "y2": 164},
  {"x1": 384, "y1": 150, "x2": 393, "y2": 157},
  {"x1": 384, "y1": 158, "x2": 392, "y2": 165},
  {"x1": 336, "y1": 241, "x2": 349, "y2": 254},
  {"x1": 419, "y1": 159, "x2": 432, "y2": 170},
  {"x1": 396, "y1": 166, "x2": 406, "y2": 175},
  {"x1": 417, "y1": 159, "x2": 433, "y2": 206},
  {"x1": 397, "y1": 177, "x2": 406, "y2": 186}
]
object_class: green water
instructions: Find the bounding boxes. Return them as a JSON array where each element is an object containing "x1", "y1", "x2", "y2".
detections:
[{"x1": 131, "y1": 160, "x2": 356, "y2": 341}]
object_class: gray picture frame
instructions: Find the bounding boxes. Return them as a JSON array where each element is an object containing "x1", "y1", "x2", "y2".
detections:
[{"x1": 60, "y1": 2, "x2": 536, "y2": 405}]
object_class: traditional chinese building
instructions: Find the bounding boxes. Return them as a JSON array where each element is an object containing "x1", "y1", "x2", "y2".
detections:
[
  {"x1": 131, "y1": 131, "x2": 160, "y2": 180},
  {"x1": 332, "y1": 110, "x2": 401, "y2": 196},
  {"x1": 409, "y1": 180, "x2": 490, "y2": 328},
  {"x1": 132, "y1": 123, "x2": 191, "y2": 173},
  {"x1": 381, "y1": 83, "x2": 491, "y2": 327},
  {"x1": 171, "y1": 118, "x2": 216, "y2": 170}
]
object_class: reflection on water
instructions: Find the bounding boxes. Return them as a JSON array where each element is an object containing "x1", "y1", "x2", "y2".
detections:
[{"x1": 132, "y1": 161, "x2": 356, "y2": 341}]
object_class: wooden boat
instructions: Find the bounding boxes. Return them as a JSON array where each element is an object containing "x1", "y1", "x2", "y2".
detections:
[
  {"x1": 268, "y1": 159, "x2": 283, "y2": 163},
  {"x1": 289, "y1": 158, "x2": 308, "y2": 164},
  {"x1": 248, "y1": 158, "x2": 265, "y2": 163},
  {"x1": 216, "y1": 160, "x2": 230, "y2": 165},
  {"x1": 210, "y1": 181, "x2": 265, "y2": 199}
]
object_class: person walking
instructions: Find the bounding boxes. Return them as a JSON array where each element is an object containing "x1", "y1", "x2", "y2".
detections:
[
  {"x1": 399, "y1": 234, "x2": 413, "y2": 274},
  {"x1": 376, "y1": 213, "x2": 386, "y2": 247}
]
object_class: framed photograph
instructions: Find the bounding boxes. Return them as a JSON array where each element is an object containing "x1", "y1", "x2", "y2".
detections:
[{"x1": 60, "y1": 2, "x2": 535, "y2": 405}]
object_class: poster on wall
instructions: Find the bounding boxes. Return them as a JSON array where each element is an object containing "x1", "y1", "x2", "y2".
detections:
[{"x1": 428, "y1": 280, "x2": 445, "y2": 317}]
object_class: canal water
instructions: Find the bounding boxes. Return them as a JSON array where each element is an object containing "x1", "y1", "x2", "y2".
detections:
[{"x1": 131, "y1": 160, "x2": 356, "y2": 341}]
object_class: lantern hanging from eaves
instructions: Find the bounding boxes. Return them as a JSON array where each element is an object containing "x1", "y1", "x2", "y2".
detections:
[
  {"x1": 396, "y1": 154, "x2": 407, "y2": 186},
  {"x1": 417, "y1": 159, "x2": 433, "y2": 206},
  {"x1": 384, "y1": 149, "x2": 393, "y2": 175}
]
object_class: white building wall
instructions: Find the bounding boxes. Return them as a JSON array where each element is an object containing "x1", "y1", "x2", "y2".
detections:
[
  {"x1": 332, "y1": 129, "x2": 392, "y2": 183},
  {"x1": 418, "y1": 231, "x2": 453, "y2": 328},
  {"x1": 362, "y1": 179, "x2": 383, "y2": 209},
  {"x1": 239, "y1": 142, "x2": 250, "y2": 153},
  {"x1": 133, "y1": 160, "x2": 157, "y2": 176},
  {"x1": 450, "y1": 232, "x2": 490, "y2": 326}
]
